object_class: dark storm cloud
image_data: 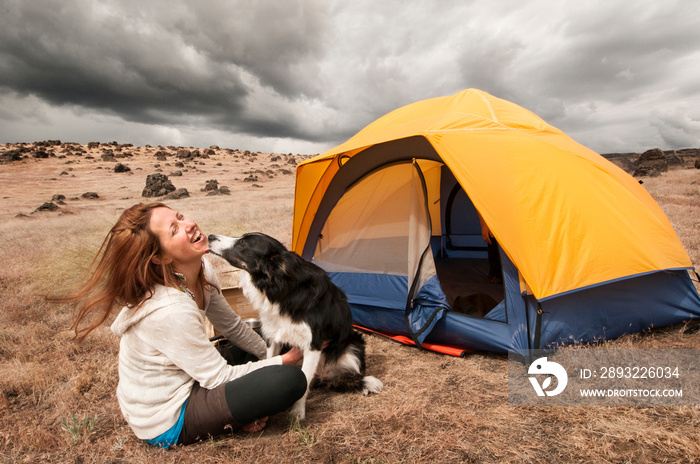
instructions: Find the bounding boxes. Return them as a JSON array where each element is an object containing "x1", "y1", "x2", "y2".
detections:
[
  {"x1": 0, "y1": 0, "x2": 698, "y2": 153},
  {"x1": 531, "y1": 3, "x2": 700, "y2": 102},
  {"x1": 0, "y1": 0, "x2": 333, "y2": 141},
  {"x1": 454, "y1": 3, "x2": 700, "y2": 116}
]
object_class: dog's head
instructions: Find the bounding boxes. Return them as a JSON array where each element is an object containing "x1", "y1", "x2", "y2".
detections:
[{"x1": 208, "y1": 232, "x2": 287, "y2": 275}]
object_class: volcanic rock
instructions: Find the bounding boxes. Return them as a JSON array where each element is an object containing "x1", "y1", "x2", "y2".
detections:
[
  {"x1": 1, "y1": 149, "x2": 24, "y2": 162},
  {"x1": 164, "y1": 188, "x2": 190, "y2": 200},
  {"x1": 114, "y1": 163, "x2": 131, "y2": 173},
  {"x1": 202, "y1": 179, "x2": 219, "y2": 192},
  {"x1": 142, "y1": 173, "x2": 176, "y2": 197},
  {"x1": 633, "y1": 166, "x2": 662, "y2": 177},
  {"x1": 634, "y1": 148, "x2": 668, "y2": 176},
  {"x1": 200, "y1": 179, "x2": 230, "y2": 195},
  {"x1": 34, "y1": 202, "x2": 60, "y2": 212},
  {"x1": 666, "y1": 151, "x2": 685, "y2": 168}
]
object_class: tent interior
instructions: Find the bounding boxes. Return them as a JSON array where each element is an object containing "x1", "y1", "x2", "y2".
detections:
[
  {"x1": 434, "y1": 167, "x2": 505, "y2": 318},
  {"x1": 310, "y1": 154, "x2": 505, "y2": 322}
]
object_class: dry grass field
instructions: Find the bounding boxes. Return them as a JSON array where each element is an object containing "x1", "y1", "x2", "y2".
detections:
[{"x1": 0, "y1": 143, "x2": 699, "y2": 464}]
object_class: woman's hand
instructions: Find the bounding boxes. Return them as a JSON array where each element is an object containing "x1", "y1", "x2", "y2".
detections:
[{"x1": 280, "y1": 346, "x2": 303, "y2": 365}]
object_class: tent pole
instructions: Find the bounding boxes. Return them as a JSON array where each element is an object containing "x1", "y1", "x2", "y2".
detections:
[
  {"x1": 404, "y1": 159, "x2": 435, "y2": 348},
  {"x1": 534, "y1": 303, "x2": 544, "y2": 350}
]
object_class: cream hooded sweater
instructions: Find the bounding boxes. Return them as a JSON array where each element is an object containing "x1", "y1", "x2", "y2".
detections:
[{"x1": 110, "y1": 258, "x2": 281, "y2": 440}]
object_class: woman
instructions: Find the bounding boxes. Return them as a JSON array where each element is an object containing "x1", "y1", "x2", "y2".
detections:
[{"x1": 68, "y1": 202, "x2": 307, "y2": 448}]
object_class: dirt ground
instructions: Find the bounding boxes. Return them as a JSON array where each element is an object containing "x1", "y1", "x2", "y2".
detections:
[{"x1": 1, "y1": 142, "x2": 699, "y2": 464}]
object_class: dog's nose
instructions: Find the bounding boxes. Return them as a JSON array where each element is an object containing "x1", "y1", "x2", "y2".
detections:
[{"x1": 208, "y1": 234, "x2": 218, "y2": 242}]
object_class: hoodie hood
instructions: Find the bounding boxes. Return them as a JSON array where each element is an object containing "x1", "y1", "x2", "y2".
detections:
[{"x1": 110, "y1": 285, "x2": 190, "y2": 336}]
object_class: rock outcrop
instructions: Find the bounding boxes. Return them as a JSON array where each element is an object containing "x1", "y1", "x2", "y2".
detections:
[{"x1": 142, "y1": 173, "x2": 176, "y2": 197}]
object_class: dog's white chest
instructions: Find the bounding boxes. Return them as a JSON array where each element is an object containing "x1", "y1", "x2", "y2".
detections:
[{"x1": 238, "y1": 271, "x2": 313, "y2": 349}]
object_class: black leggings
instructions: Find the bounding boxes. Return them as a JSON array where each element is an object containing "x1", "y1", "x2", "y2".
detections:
[
  {"x1": 220, "y1": 341, "x2": 307, "y2": 422},
  {"x1": 178, "y1": 343, "x2": 306, "y2": 445},
  {"x1": 224, "y1": 364, "x2": 307, "y2": 424}
]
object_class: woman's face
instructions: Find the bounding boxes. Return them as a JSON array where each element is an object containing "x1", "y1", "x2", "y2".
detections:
[{"x1": 148, "y1": 207, "x2": 209, "y2": 268}]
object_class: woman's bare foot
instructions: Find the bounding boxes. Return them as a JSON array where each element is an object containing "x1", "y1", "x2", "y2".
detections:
[{"x1": 241, "y1": 416, "x2": 269, "y2": 433}]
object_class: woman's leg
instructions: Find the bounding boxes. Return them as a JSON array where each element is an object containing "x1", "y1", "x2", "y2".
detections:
[
  {"x1": 178, "y1": 366, "x2": 306, "y2": 445},
  {"x1": 225, "y1": 365, "x2": 307, "y2": 425},
  {"x1": 217, "y1": 339, "x2": 306, "y2": 423}
]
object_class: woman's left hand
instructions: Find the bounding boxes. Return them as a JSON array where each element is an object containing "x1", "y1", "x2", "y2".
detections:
[{"x1": 281, "y1": 346, "x2": 304, "y2": 365}]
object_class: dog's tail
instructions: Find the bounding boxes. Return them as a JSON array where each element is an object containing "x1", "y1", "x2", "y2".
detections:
[
  {"x1": 312, "y1": 373, "x2": 383, "y2": 394},
  {"x1": 312, "y1": 331, "x2": 383, "y2": 394},
  {"x1": 322, "y1": 327, "x2": 364, "y2": 364}
]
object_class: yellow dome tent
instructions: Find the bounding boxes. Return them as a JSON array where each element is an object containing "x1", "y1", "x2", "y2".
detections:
[{"x1": 291, "y1": 89, "x2": 699, "y2": 354}]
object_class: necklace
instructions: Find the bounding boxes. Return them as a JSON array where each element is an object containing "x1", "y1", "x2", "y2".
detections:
[{"x1": 173, "y1": 271, "x2": 196, "y2": 301}]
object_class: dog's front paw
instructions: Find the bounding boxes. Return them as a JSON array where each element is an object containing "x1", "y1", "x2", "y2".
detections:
[
  {"x1": 362, "y1": 375, "x2": 383, "y2": 395},
  {"x1": 289, "y1": 401, "x2": 306, "y2": 421}
]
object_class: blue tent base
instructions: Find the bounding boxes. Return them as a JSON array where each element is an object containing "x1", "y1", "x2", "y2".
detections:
[
  {"x1": 335, "y1": 266, "x2": 700, "y2": 354},
  {"x1": 533, "y1": 269, "x2": 700, "y2": 349}
]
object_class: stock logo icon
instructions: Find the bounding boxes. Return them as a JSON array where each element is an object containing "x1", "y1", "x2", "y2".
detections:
[{"x1": 528, "y1": 357, "x2": 568, "y2": 397}]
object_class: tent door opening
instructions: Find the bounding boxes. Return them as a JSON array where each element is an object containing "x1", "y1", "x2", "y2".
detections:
[{"x1": 435, "y1": 167, "x2": 504, "y2": 318}]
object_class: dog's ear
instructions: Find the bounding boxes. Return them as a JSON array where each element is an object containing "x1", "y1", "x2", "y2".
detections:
[
  {"x1": 259, "y1": 253, "x2": 284, "y2": 281},
  {"x1": 243, "y1": 251, "x2": 270, "y2": 279},
  {"x1": 259, "y1": 253, "x2": 297, "y2": 302},
  {"x1": 278, "y1": 256, "x2": 289, "y2": 276},
  {"x1": 262, "y1": 252, "x2": 297, "y2": 282},
  {"x1": 274, "y1": 253, "x2": 299, "y2": 279}
]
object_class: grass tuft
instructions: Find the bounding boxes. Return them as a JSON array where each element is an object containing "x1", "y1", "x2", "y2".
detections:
[
  {"x1": 287, "y1": 413, "x2": 318, "y2": 449},
  {"x1": 60, "y1": 413, "x2": 98, "y2": 443}
]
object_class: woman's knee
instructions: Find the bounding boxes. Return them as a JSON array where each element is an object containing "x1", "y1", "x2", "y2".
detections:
[
  {"x1": 224, "y1": 365, "x2": 307, "y2": 420},
  {"x1": 282, "y1": 365, "x2": 308, "y2": 400}
]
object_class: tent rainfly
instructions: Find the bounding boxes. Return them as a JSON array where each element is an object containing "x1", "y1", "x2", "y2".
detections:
[{"x1": 291, "y1": 89, "x2": 700, "y2": 355}]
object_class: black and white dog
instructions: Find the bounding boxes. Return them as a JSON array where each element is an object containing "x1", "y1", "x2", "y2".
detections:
[{"x1": 208, "y1": 232, "x2": 382, "y2": 420}]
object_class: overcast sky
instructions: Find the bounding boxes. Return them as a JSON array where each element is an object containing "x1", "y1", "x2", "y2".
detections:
[{"x1": 1, "y1": 0, "x2": 699, "y2": 155}]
